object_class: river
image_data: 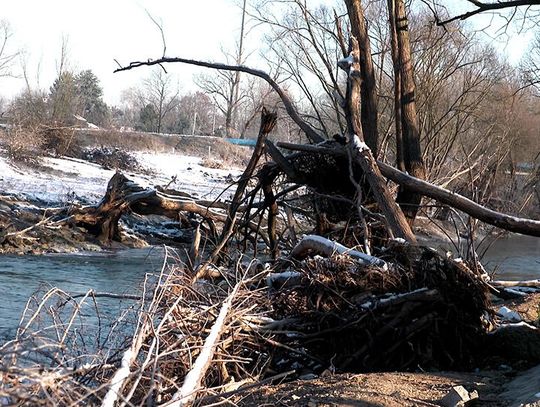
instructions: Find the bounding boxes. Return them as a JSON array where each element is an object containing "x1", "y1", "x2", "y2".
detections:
[
  {"x1": 0, "y1": 236, "x2": 538, "y2": 340},
  {"x1": 0, "y1": 247, "x2": 166, "y2": 340}
]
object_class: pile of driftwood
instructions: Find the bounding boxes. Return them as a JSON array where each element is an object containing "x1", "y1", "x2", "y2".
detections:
[{"x1": 0, "y1": 236, "x2": 495, "y2": 406}]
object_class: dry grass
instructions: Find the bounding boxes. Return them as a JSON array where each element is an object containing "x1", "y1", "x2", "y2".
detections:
[{"x1": 0, "y1": 250, "x2": 275, "y2": 406}]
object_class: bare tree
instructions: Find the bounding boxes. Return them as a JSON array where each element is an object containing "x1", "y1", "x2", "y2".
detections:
[
  {"x1": 423, "y1": 0, "x2": 540, "y2": 26},
  {"x1": 344, "y1": 0, "x2": 380, "y2": 155},
  {"x1": 140, "y1": 68, "x2": 180, "y2": 133},
  {"x1": 196, "y1": 0, "x2": 248, "y2": 137},
  {"x1": 388, "y1": 0, "x2": 427, "y2": 224},
  {"x1": 0, "y1": 20, "x2": 18, "y2": 79},
  {"x1": 195, "y1": 48, "x2": 247, "y2": 138},
  {"x1": 252, "y1": 0, "x2": 347, "y2": 137}
]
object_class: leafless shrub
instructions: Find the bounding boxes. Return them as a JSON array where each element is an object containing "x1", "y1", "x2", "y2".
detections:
[
  {"x1": 200, "y1": 157, "x2": 226, "y2": 169},
  {"x1": 0, "y1": 126, "x2": 44, "y2": 165}
]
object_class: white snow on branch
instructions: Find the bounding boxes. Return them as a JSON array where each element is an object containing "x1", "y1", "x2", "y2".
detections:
[
  {"x1": 491, "y1": 321, "x2": 537, "y2": 332},
  {"x1": 337, "y1": 54, "x2": 354, "y2": 70},
  {"x1": 266, "y1": 271, "x2": 303, "y2": 288},
  {"x1": 497, "y1": 306, "x2": 522, "y2": 322},
  {"x1": 351, "y1": 134, "x2": 370, "y2": 153}
]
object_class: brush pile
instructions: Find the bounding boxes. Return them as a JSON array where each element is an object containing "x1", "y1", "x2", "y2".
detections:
[
  {"x1": 0, "y1": 236, "x2": 493, "y2": 406},
  {"x1": 1, "y1": 109, "x2": 522, "y2": 406}
]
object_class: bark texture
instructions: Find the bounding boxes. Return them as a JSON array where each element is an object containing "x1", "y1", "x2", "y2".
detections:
[
  {"x1": 342, "y1": 37, "x2": 416, "y2": 243},
  {"x1": 345, "y1": 0, "x2": 379, "y2": 156},
  {"x1": 393, "y1": 0, "x2": 427, "y2": 223}
]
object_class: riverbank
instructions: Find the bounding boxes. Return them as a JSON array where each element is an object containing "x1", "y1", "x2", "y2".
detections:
[{"x1": 0, "y1": 147, "x2": 242, "y2": 254}]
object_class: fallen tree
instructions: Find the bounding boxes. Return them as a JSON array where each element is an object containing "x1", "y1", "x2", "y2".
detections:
[
  {"x1": 67, "y1": 173, "x2": 231, "y2": 242},
  {"x1": 276, "y1": 141, "x2": 540, "y2": 237},
  {"x1": 113, "y1": 48, "x2": 540, "y2": 239}
]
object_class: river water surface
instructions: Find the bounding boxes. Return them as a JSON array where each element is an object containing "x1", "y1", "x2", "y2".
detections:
[
  {"x1": 0, "y1": 247, "x2": 166, "y2": 339},
  {"x1": 0, "y1": 236, "x2": 538, "y2": 340}
]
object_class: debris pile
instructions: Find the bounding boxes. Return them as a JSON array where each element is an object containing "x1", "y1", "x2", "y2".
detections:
[{"x1": 81, "y1": 146, "x2": 148, "y2": 173}]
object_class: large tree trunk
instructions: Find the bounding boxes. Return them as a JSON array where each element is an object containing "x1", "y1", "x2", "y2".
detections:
[
  {"x1": 387, "y1": 0, "x2": 405, "y2": 172},
  {"x1": 341, "y1": 37, "x2": 416, "y2": 243},
  {"x1": 392, "y1": 0, "x2": 426, "y2": 224},
  {"x1": 345, "y1": 0, "x2": 379, "y2": 156}
]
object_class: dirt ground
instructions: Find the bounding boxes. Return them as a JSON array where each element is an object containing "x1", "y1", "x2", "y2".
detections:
[
  {"x1": 215, "y1": 295, "x2": 540, "y2": 407},
  {"x1": 226, "y1": 370, "x2": 507, "y2": 406}
]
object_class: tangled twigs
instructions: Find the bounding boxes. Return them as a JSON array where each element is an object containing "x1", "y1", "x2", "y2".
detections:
[
  {"x1": 168, "y1": 282, "x2": 241, "y2": 406},
  {"x1": 195, "y1": 108, "x2": 277, "y2": 279}
]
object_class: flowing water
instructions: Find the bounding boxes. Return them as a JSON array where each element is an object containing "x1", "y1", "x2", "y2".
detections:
[
  {"x1": 482, "y1": 235, "x2": 540, "y2": 280},
  {"x1": 0, "y1": 247, "x2": 166, "y2": 340},
  {"x1": 0, "y1": 236, "x2": 538, "y2": 340}
]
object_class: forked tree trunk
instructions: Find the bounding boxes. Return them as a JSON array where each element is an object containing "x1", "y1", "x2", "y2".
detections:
[
  {"x1": 392, "y1": 0, "x2": 427, "y2": 224},
  {"x1": 341, "y1": 37, "x2": 416, "y2": 243},
  {"x1": 344, "y1": 0, "x2": 379, "y2": 156}
]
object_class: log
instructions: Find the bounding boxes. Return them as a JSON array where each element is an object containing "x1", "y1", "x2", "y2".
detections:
[
  {"x1": 378, "y1": 161, "x2": 540, "y2": 237},
  {"x1": 70, "y1": 172, "x2": 236, "y2": 242},
  {"x1": 277, "y1": 142, "x2": 540, "y2": 237},
  {"x1": 290, "y1": 234, "x2": 388, "y2": 269},
  {"x1": 492, "y1": 280, "x2": 540, "y2": 288}
]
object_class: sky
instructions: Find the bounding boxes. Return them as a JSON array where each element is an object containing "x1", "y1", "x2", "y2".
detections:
[
  {"x1": 1, "y1": 0, "x2": 250, "y2": 105},
  {"x1": 0, "y1": 0, "x2": 536, "y2": 107}
]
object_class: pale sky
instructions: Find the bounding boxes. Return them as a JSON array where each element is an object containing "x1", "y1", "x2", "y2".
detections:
[
  {"x1": 0, "y1": 0, "x2": 535, "y2": 107},
  {"x1": 1, "y1": 0, "x2": 250, "y2": 105}
]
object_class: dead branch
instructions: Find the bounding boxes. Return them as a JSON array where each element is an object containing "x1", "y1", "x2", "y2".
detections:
[
  {"x1": 277, "y1": 141, "x2": 540, "y2": 237},
  {"x1": 114, "y1": 58, "x2": 324, "y2": 144},
  {"x1": 195, "y1": 108, "x2": 277, "y2": 279},
  {"x1": 168, "y1": 282, "x2": 241, "y2": 406},
  {"x1": 290, "y1": 234, "x2": 388, "y2": 269},
  {"x1": 429, "y1": 0, "x2": 540, "y2": 26},
  {"x1": 492, "y1": 279, "x2": 540, "y2": 288}
]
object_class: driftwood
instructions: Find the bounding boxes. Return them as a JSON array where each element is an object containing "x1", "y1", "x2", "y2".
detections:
[
  {"x1": 168, "y1": 282, "x2": 241, "y2": 406},
  {"x1": 492, "y1": 280, "x2": 540, "y2": 288},
  {"x1": 69, "y1": 173, "x2": 242, "y2": 243},
  {"x1": 290, "y1": 234, "x2": 387, "y2": 269}
]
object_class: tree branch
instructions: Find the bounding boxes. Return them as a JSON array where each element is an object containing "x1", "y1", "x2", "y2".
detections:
[
  {"x1": 431, "y1": 0, "x2": 540, "y2": 26},
  {"x1": 114, "y1": 57, "x2": 325, "y2": 143},
  {"x1": 277, "y1": 141, "x2": 540, "y2": 237}
]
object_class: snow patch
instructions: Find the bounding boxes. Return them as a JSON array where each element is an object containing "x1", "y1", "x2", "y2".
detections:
[{"x1": 0, "y1": 151, "x2": 241, "y2": 205}]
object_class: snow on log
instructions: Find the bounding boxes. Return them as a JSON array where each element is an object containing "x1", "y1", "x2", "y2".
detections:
[
  {"x1": 497, "y1": 306, "x2": 522, "y2": 322},
  {"x1": 290, "y1": 234, "x2": 388, "y2": 269}
]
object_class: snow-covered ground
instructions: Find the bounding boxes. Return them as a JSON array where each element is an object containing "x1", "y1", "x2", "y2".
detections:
[{"x1": 0, "y1": 152, "x2": 240, "y2": 205}]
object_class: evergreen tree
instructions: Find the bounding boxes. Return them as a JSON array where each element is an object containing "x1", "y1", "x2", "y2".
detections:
[
  {"x1": 136, "y1": 104, "x2": 158, "y2": 132},
  {"x1": 49, "y1": 71, "x2": 77, "y2": 125},
  {"x1": 76, "y1": 70, "x2": 109, "y2": 126}
]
